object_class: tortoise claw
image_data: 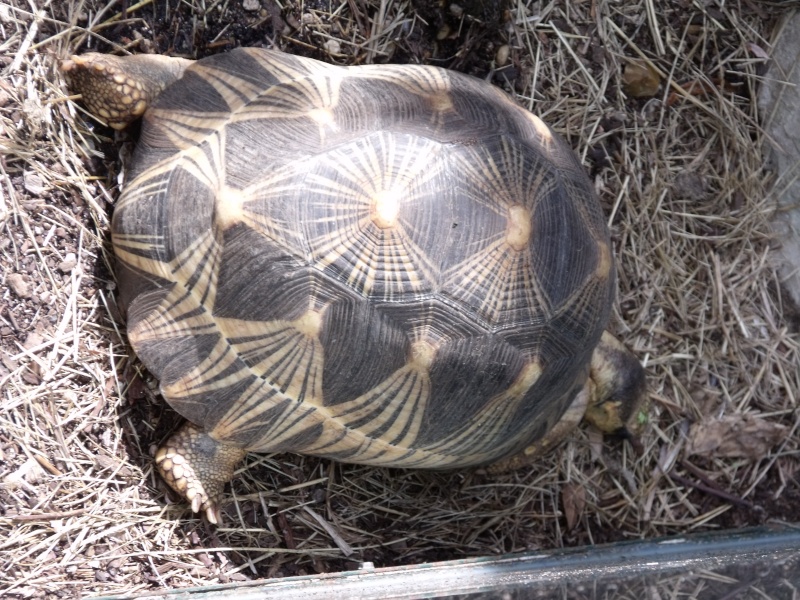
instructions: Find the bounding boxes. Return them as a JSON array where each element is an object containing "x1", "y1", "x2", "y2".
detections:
[{"x1": 154, "y1": 422, "x2": 246, "y2": 525}]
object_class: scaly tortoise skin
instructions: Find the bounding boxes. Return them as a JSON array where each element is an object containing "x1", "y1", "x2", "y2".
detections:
[{"x1": 63, "y1": 48, "x2": 645, "y2": 524}]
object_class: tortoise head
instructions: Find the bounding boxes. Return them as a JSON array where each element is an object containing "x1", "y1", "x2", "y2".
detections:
[{"x1": 61, "y1": 52, "x2": 192, "y2": 129}]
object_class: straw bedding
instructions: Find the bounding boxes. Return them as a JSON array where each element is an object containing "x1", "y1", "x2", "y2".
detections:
[{"x1": 0, "y1": 0, "x2": 797, "y2": 596}]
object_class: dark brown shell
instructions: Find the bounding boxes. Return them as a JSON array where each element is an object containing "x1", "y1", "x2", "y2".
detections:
[{"x1": 113, "y1": 48, "x2": 614, "y2": 468}]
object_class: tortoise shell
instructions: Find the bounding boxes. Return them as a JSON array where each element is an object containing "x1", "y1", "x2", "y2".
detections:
[{"x1": 113, "y1": 47, "x2": 614, "y2": 469}]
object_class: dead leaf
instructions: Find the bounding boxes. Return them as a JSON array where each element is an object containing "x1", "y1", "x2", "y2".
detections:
[
  {"x1": 562, "y1": 483, "x2": 586, "y2": 531},
  {"x1": 622, "y1": 59, "x2": 661, "y2": 98},
  {"x1": 747, "y1": 42, "x2": 770, "y2": 61},
  {"x1": 686, "y1": 414, "x2": 788, "y2": 460}
]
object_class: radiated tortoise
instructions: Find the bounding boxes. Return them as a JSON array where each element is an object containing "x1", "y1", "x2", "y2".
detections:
[{"x1": 62, "y1": 48, "x2": 645, "y2": 524}]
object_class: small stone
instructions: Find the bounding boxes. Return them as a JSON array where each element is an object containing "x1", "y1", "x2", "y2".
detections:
[
  {"x1": 621, "y1": 58, "x2": 661, "y2": 98},
  {"x1": 23, "y1": 170, "x2": 46, "y2": 195},
  {"x1": 94, "y1": 570, "x2": 110, "y2": 582},
  {"x1": 8, "y1": 273, "x2": 31, "y2": 298},
  {"x1": 242, "y1": 0, "x2": 261, "y2": 10},
  {"x1": 495, "y1": 44, "x2": 510, "y2": 67},
  {"x1": 3, "y1": 457, "x2": 45, "y2": 488},
  {"x1": 58, "y1": 253, "x2": 78, "y2": 272},
  {"x1": 23, "y1": 332, "x2": 45, "y2": 351},
  {"x1": 324, "y1": 39, "x2": 341, "y2": 55}
]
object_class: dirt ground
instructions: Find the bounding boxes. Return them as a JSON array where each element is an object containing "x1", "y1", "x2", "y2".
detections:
[{"x1": 1, "y1": 0, "x2": 799, "y2": 597}]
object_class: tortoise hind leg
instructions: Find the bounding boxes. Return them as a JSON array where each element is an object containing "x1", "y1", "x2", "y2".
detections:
[
  {"x1": 155, "y1": 423, "x2": 247, "y2": 524},
  {"x1": 61, "y1": 53, "x2": 191, "y2": 129}
]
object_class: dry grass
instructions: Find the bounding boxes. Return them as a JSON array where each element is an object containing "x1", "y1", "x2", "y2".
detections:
[{"x1": 1, "y1": 0, "x2": 799, "y2": 597}]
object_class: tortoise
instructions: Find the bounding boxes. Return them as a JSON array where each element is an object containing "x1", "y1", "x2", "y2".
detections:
[{"x1": 62, "y1": 48, "x2": 645, "y2": 524}]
